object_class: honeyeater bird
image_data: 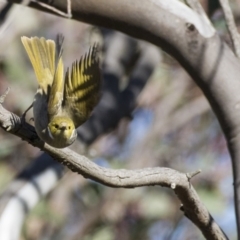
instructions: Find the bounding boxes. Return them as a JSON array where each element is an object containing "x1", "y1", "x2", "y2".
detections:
[{"x1": 21, "y1": 35, "x2": 101, "y2": 148}]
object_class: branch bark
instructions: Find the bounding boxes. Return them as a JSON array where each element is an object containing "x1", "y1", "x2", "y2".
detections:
[{"x1": 0, "y1": 89, "x2": 228, "y2": 239}]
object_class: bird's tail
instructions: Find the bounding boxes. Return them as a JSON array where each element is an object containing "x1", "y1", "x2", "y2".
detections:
[{"x1": 21, "y1": 36, "x2": 56, "y2": 93}]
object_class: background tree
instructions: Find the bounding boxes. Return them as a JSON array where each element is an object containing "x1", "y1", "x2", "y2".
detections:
[{"x1": 0, "y1": 0, "x2": 239, "y2": 239}]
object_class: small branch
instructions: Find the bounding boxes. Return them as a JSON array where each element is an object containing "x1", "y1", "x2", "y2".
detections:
[
  {"x1": 31, "y1": 0, "x2": 72, "y2": 18},
  {"x1": 0, "y1": 89, "x2": 228, "y2": 240},
  {"x1": 219, "y1": 0, "x2": 240, "y2": 58},
  {"x1": 0, "y1": 87, "x2": 10, "y2": 104},
  {"x1": 67, "y1": 0, "x2": 72, "y2": 18},
  {"x1": 186, "y1": 169, "x2": 202, "y2": 180}
]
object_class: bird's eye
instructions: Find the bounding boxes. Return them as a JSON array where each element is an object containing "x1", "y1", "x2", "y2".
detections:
[
  {"x1": 54, "y1": 124, "x2": 59, "y2": 128},
  {"x1": 68, "y1": 126, "x2": 71, "y2": 130}
]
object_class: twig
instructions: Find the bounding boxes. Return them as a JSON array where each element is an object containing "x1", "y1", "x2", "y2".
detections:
[
  {"x1": 219, "y1": 0, "x2": 240, "y2": 58},
  {"x1": 0, "y1": 87, "x2": 10, "y2": 104},
  {"x1": 31, "y1": 0, "x2": 72, "y2": 18},
  {"x1": 67, "y1": 0, "x2": 72, "y2": 18},
  {"x1": 186, "y1": 169, "x2": 202, "y2": 180}
]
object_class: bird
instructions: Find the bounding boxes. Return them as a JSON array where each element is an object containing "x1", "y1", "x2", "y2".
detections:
[{"x1": 21, "y1": 35, "x2": 101, "y2": 148}]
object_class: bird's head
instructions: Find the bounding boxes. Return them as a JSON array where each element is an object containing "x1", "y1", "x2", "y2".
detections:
[{"x1": 47, "y1": 116, "x2": 77, "y2": 148}]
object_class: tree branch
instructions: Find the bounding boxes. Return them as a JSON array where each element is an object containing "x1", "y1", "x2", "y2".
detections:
[
  {"x1": 219, "y1": 0, "x2": 240, "y2": 58},
  {"x1": 0, "y1": 88, "x2": 228, "y2": 240}
]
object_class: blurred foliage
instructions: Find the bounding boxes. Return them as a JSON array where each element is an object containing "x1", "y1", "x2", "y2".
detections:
[{"x1": 0, "y1": 1, "x2": 239, "y2": 239}]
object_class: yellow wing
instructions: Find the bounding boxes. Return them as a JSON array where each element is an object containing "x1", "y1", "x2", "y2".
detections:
[
  {"x1": 21, "y1": 36, "x2": 55, "y2": 94},
  {"x1": 63, "y1": 44, "x2": 101, "y2": 127}
]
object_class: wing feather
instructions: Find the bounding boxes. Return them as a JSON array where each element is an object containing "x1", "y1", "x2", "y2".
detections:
[{"x1": 63, "y1": 44, "x2": 101, "y2": 127}]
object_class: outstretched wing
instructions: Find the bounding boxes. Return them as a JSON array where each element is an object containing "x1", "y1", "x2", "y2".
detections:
[
  {"x1": 21, "y1": 36, "x2": 55, "y2": 94},
  {"x1": 63, "y1": 44, "x2": 101, "y2": 127}
]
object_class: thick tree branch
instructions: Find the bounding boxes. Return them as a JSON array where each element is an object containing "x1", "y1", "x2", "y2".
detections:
[{"x1": 0, "y1": 89, "x2": 227, "y2": 240}]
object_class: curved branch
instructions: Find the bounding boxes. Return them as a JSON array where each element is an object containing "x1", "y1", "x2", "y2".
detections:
[{"x1": 0, "y1": 88, "x2": 228, "y2": 240}]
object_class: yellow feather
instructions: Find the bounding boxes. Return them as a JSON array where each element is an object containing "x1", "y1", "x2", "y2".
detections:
[
  {"x1": 47, "y1": 35, "x2": 65, "y2": 118},
  {"x1": 21, "y1": 36, "x2": 55, "y2": 93},
  {"x1": 47, "y1": 57, "x2": 64, "y2": 117},
  {"x1": 40, "y1": 37, "x2": 55, "y2": 73},
  {"x1": 63, "y1": 45, "x2": 101, "y2": 126}
]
